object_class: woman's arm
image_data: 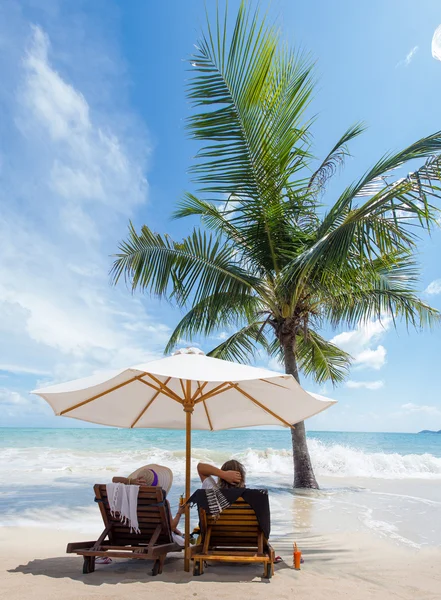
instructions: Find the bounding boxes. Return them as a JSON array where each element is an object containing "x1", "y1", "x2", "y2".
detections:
[
  {"x1": 112, "y1": 476, "x2": 147, "y2": 485},
  {"x1": 170, "y1": 505, "x2": 185, "y2": 531},
  {"x1": 112, "y1": 476, "x2": 130, "y2": 484},
  {"x1": 197, "y1": 462, "x2": 223, "y2": 483},
  {"x1": 197, "y1": 462, "x2": 241, "y2": 485}
]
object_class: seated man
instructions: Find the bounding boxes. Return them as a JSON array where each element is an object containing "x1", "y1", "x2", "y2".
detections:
[{"x1": 197, "y1": 460, "x2": 246, "y2": 489}]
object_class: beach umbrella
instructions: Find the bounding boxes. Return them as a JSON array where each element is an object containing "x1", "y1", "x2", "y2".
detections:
[{"x1": 32, "y1": 347, "x2": 336, "y2": 571}]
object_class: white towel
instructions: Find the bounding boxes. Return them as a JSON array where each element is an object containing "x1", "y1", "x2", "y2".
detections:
[{"x1": 106, "y1": 483, "x2": 140, "y2": 534}]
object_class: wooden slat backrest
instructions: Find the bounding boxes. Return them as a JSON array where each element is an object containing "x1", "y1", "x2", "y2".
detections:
[
  {"x1": 201, "y1": 498, "x2": 261, "y2": 549},
  {"x1": 94, "y1": 484, "x2": 174, "y2": 547}
]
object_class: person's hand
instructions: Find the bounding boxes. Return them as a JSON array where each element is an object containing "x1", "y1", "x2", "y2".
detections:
[
  {"x1": 133, "y1": 477, "x2": 148, "y2": 485},
  {"x1": 222, "y1": 470, "x2": 242, "y2": 485},
  {"x1": 178, "y1": 505, "x2": 186, "y2": 515}
]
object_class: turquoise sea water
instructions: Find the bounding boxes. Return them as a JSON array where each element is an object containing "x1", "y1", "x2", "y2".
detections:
[
  {"x1": 1, "y1": 428, "x2": 441, "y2": 547},
  {"x1": 2, "y1": 427, "x2": 441, "y2": 455}
]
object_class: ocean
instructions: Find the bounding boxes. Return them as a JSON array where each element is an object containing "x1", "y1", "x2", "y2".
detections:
[{"x1": 1, "y1": 428, "x2": 441, "y2": 548}]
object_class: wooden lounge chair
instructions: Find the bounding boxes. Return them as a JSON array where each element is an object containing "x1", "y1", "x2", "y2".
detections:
[
  {"x1": 66, "y1": 484, "x2": 182, "y2": 575},
  {"x1": 190, "y1": 497, "x2": 275, "y2": 578}
]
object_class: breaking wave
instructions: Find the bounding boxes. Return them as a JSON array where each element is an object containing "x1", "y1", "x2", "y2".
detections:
[{"x1": 2, "y1": 439, "x2": 441, "y2": 483}]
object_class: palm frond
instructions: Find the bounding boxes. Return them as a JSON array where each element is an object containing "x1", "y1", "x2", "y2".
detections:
[
  {"x1": 268, "y1": 330, "x2": 351, "y2": 384},
  {"x1": 307, "y1": 122, "x2": 366, "y2": 195},
  {"x1": 173, "y1": 193, "x2": 249, "y2": 247},
  {"x1": 324, "y1": 252, "x2": 440, "y2": 329},
  {"x1": 165, "y1": 292, "x2": 263, "y2": 355},
  {"x1": 111, "y1": 223, "x2": 260, "y2": 308},
  {"x1": 207, "y1": 321, "x2": 270, "y2": 363},
  {"x1": 187, "y1": 0, "x2": 278, "y2": 199},
  {"x1": 188, "y1": 2, "x2": 314, "y2": 199},
  {"x1": 317, "y1": 133, "x2": 441, "y2": 240},
  {"x1": 187, "y1": 1, "x2": 314, "y2": 274},
  {"x1": 283, "y1": 148, "x2": 441, "y2": 289},
  {"x1": 296, "y1": 330, "x2": 351, "y2": 385}
]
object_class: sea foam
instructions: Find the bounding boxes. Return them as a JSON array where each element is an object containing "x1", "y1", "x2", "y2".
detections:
[{"x1": 2, "y1": 439, "x2": 441, "y2": 484}]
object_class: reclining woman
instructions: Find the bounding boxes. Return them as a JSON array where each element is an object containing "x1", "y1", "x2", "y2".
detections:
[
  {"x1": 197, "y1": 459, "x2": 246, "y2": 489},
  {"x1": 196, "y1": 459, "x2": 282, "y2": 567},
  {"x1": 112, "y1": 463, "x2": 184, "y2": 531}
]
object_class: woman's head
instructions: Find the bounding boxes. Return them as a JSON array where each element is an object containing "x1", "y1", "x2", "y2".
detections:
[
  {"x1": 219, "y1": 459, "x2": 246, "y2": 488},
  {"x1": 128, "y1": 464, "x2": 173, "y2": 494}
]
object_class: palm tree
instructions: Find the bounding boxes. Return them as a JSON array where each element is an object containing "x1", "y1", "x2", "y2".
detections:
[{"x1": 112, "y1": 1, "x2": 441, "y2": 488}]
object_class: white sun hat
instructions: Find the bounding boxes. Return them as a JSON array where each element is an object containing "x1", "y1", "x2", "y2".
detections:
[{"x1": 128, "y1": 464, "x2": 173, "y2": 495}]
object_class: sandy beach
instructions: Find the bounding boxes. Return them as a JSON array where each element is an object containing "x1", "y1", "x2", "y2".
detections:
[
  {"x1": 1, "y1": 525, "x2": 440, "y2": 600},
  {"x1": 2, "y1": 0, "x2": 441, "y2": 598},
  {"x1": 2, "y1": 429, "x2": 441, "y2": 599}
]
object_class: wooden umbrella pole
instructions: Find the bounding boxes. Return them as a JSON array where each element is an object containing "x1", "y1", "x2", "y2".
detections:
[
  {"x1": 183, "y1": 379, "x2": 193, "y2": 573},
  {"x1": 184, "y1": 409, "x2": 191, "y2": 572}
]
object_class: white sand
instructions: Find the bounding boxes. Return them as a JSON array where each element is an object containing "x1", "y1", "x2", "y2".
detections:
[{"x1": 1, "y1": 526, "x2": 440, "y2": 600}]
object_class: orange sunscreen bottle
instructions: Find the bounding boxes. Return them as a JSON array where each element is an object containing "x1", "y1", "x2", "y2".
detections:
[{"x1": 293, "y1": 542, "x2": 301, "y2": 570}]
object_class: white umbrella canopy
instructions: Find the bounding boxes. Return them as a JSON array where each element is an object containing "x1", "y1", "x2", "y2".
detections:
[
  {"x1": 33, "y1": 350, "x2": 336, "y2": 430},
  {"x1": 32, "y1": 348, "x2": 337, "y2": 570}
]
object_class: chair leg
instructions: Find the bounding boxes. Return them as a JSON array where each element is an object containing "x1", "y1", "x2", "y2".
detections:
[
  {"x1": 158, "y1": 554, "x2": 166, "y2": 575},
  {"x1": 193, "y1": 559, "x2": 205, "y2": 576},
  {"x1": 83, "y1": 556, "x2": 94, "y2": 574},
  {"x1": 265, "y1": 560, "x2": 272, "y2": 579},
  {"x1": 193, "y1": 559, "x2": 201, "y2": 576},
  {"x1": 152, "y1": 559, "x2": 160, "y2": 576}
]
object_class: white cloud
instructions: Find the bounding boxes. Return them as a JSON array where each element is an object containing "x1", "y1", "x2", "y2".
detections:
[
  {"x1": 425, "y1": 279, "x2": 441, "y2": 295},
  {"x1": 432, "y1": 24, "x2": 441, "y2": 62},
  {"x1": 0, "y1": 12, "x2": 168, "y2": 424},
  {"x1": 405, "y1": 46, "x2": 418, "y2": 65},
  {"x1": 0, "y1": 389, "x2": 29, "y2": 406},
  {"x1": 267, "y1": 357, "x2": 284, "y2": 373},
  {"x1": 346, "y1": 380, "x2": 384, "y2": 390},
  {"x1": 397, "y1": 45, "x2": 418, "y2": 67},
  {"x1": 400, "y1": 402, "x2": 441, "y2": 417},
  {"x1": 18, "y1": 25, "x2": 147, "y2": 217},
  {"x1": 331, "y1": 318, "x2": 390, "y2": 370},
  {"x1": 353, "y1": 345, "x2": 387, "y2": 370},
  {"x1": 0, "y1": 364, "x2": 51, "y2": 376},
  {"x1": 0, "y1": 387, "x2": 51, "y2": 418}
]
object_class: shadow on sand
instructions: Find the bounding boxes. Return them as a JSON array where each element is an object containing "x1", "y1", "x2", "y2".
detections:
[
  {"x1": 9, "y1": 553, "x2": 274, "y2": 585},
  {"x1": 8, "y1": 538, "x2": 350, "y2": 585}
]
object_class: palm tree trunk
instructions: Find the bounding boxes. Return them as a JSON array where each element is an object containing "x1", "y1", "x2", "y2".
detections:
[{"x1": 283, "y1": 343, "x2": 319, "y2": 489}]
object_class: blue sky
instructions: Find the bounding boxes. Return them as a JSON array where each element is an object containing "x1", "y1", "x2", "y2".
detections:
[{"x1": 1, "y1": 0, "x2": 441, "y2": 432}]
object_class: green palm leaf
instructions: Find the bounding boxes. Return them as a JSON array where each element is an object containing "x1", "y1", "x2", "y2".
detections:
[
  {"x1": 324, "y1": 253, "x2": 440, "y2": 329},
  {"x1": 307, "y1": 122, "x2": 366, "y2": 195},
  {"x1": 268, "y1": 330, "x2": 351, "y2": 385},
  {"x1": 207, "y1": 320, "x2": 270, "y2": 363},
  {"x1": 281, "y1": 148, "x2": 441, "y2": 293},
  {"x1": 111, "y1": 223, "x2": 260, "y2": 308},
  {"x1": 188, "y1": 2, "x2": 313, "y2": 201},
  {"x1": 296, "y1": 330, "x2": 351, "y2": 385},
  {"x1": 165, "y1": 292, "x2": 263, "y2": 354}
]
